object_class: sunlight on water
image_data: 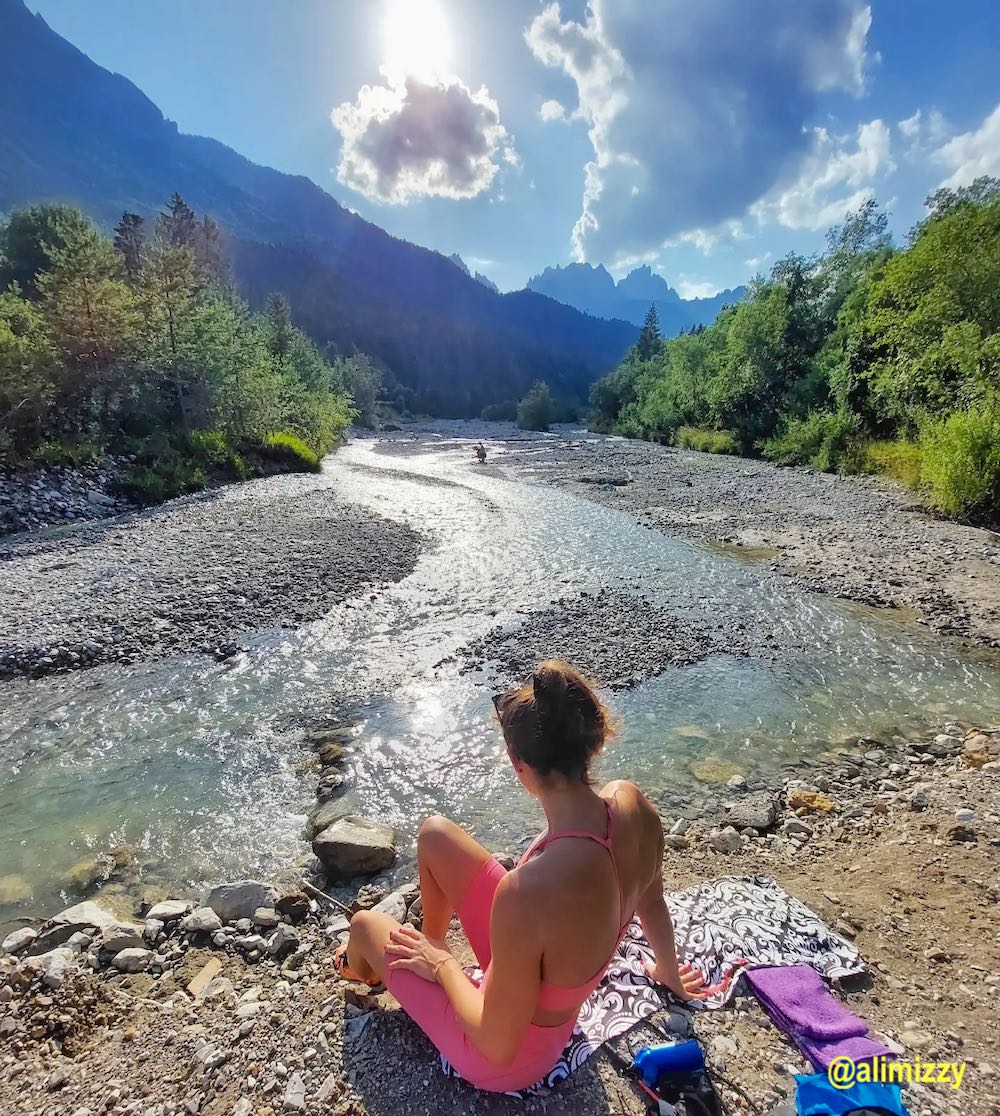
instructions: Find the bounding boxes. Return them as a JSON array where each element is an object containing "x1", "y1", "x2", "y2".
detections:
[{"x1": 2, "y1": 435, "x2": 1000, "y2": 930}]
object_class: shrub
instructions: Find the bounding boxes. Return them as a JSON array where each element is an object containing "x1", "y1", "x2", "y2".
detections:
[
  {"x1": 32, "y1": 436, "x2": 104, "y2": 467},
  {"x1": 257, "y1": 431, "x2": 321, "y2": 473},
  {"x1": 761, "y1": 411, "x2": 861, "y2": 471},
  {"x1": 187, "y1": 430, "x2": 229, "y2": 467},
  {"x1": 675, "y1": 426, "x2": 740, "y2": 454},
  {"x1": 517, "y1": 381, "x2": 554, "y2": 431},
  {"x1": 865, "y1": 439, "x2": 922, "y2": 489},
  {"x1": 919, "y1": 408, "x2": 1000, "y2": 521},
  {"x1": 114, "y1": 454, "x2": 207, "y2": 504}
]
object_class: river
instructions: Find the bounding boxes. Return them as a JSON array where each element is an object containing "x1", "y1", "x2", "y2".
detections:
[{"x1": 3, "y1": 431, "x2": 1000, "y2": 933}]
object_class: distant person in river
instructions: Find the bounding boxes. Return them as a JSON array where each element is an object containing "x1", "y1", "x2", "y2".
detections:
[
  {"x1": 474, "y1": 442, "x2": 487, "y2": 464},
  {"x1": 334, "y1": 659, "x2": 712, "y2": 1093}
]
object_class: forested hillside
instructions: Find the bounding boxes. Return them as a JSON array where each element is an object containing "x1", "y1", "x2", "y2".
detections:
[
  {"x1": 590, "y1": 183, "x2": 1000, "y2": 522},
  {"x1": 0, "y1": 197, "x2": 358, "y2": 500},
  {"x1": 0, "y1": 0, "x2": 634, "y2": 416}
]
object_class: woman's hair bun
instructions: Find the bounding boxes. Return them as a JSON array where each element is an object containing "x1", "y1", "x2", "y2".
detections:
[{"x1": 495, "y1": 659, "x2": 617, "y2": 782}]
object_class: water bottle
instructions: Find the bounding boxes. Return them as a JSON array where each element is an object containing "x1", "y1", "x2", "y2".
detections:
[{"x1": 633, "y1": 1039, "x2": 705, "y2": 1085}]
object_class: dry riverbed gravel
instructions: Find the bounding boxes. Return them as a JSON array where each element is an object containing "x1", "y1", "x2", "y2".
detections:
[{"x1": 0, "y1": 473, "x2": 421, "y2": 680}]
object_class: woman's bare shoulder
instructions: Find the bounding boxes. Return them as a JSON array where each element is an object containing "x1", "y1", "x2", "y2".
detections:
[{"x1": 599, "y1": 779, "x2": 656, "y2": 814}]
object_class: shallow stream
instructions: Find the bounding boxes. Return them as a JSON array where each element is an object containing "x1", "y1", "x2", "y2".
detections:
[{"x1": 3, "y1": 433, "x2": 1000, "y2": 933}]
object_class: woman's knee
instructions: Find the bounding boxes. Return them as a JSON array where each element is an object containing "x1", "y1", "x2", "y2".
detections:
[{"x1": 418, "y1": 813, "x2": 459, "y2": 854}]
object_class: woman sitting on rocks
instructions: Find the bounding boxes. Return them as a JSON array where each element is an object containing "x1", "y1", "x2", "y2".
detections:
[{"x1": 336, "y1": 659, "x2": 708, "y2": 1093}]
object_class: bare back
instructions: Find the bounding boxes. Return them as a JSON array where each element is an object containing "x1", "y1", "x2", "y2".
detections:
[{"x1": 506, "y1": 780, "x2": 662, "y2": 1025}]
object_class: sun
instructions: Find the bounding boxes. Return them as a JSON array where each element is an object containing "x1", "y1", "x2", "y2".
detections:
[{"x1": 382, "y1": 0, "x2": 453, "y2": 84}]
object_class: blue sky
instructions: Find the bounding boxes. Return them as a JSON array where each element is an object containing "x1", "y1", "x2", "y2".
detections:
[{"x1": 31, "y1": 0, "x2": 1000, "y2": 294}]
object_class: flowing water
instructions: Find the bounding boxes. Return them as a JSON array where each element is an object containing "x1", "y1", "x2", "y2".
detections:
[{"x1": 3, "y1": 432, "x2": 1000, "y2": 933}]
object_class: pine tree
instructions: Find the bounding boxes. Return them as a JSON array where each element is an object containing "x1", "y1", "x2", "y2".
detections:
[
  {"x1": 161, "y1": 193, "x2": 199, "y2": 249},
  {"x1": 637, "y1": 303, "x2": 661, "y2": 360},
  {"x1": 113, "y1": 212, "x2": 145, "y2": 283}
]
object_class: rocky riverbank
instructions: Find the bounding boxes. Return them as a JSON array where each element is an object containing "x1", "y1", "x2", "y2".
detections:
[
  {"x1": 2, "y1": 722, "x2": 997, "y2": 1116},
  {"x1": 0, "y1": 456, "x2": 134, "y2": 537},
  {"x1": 0, "y1": 471, "x2": 422, "y2": 680},
  {"x1": 377, "y1": 422, "x2": 1000, "y2": 648}
]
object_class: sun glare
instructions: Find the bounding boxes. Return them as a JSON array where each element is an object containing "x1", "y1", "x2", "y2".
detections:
[{"x1": 382, "y1": 0, "x2": 453, "y2": 83}]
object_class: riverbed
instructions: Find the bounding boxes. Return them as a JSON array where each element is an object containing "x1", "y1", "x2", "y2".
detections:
[{"x1": 2, "y1": 426, "x2": 1000, "y2": 933}]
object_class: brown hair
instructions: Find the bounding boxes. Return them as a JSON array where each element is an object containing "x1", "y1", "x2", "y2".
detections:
[{"x1": 494, "y1": 659, "x2": 617, "y2": 782}]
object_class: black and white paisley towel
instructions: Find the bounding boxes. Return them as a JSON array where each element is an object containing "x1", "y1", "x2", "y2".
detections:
[{"x1": 442, "y1": 874, "x2": 865, "y2": 1093}]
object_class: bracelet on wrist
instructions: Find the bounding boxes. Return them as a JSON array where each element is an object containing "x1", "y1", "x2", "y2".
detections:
[{"x1": 432, "y1": 955, "x2": 456, "y2": 982}]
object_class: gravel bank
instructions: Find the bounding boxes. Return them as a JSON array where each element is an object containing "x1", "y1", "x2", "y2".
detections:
[
  {"x1": 2, "y1": 724, "x2": 997, "y2": 1116},
  {"x1": 0, "y1": 470, "x2": 422, "y2": 679},
  {"x1": 378, "y1": 422, "x2": 1000, "y2": 647},
  {"x1": 454, "y1": 588, "x2": 756, "y2": 690}
]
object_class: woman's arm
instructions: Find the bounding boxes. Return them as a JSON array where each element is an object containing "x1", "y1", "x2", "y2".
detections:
[
  {"x1": 636, "y1": 821, "x2": 713, "y2": 1001},
  {"x1": 387, "y1": 873, "x2": 541, "y2": 1066}
]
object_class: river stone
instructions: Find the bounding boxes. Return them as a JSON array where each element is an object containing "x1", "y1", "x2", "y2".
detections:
[
  {"x1": 371, "y1": 889, "x2": 408, "y2": 923},
  {"x1": 146, "y1": 900, "x2": 190, "y2": 922},
  {"x1": 723, "y1": 791, "x2": 780, "y2": 832},
  {"x1": 202, "y1": 881, "x2": 277, "y2": 922},
  {"x1": 98, "y1": 922, "x2": 145, "y2": 954},
  {"x1": 690, "y1": 757, "x2": 744, "y2": 785},
  {"x1": 180, "y1": 907, "x2": 223, "y2": 934},
  {"x1": 26, "y1": 947, "x2": 79, "y2": 989},
  {"x1": 708, "y1": 827, "x2": 742, "y2": 854},
  {"x1": 32, "y1": 900, "x2": 119, "y2": 953},
  {"x1": 268, "y1": 924, "x2": 300, "y2": 960},
  {"x1": 307, "y1": 800, "x2": 348, "y2": 840},
  {"x1": 111, "y1": 947, "x2": 154, "y2": 973},
  {"x1": 1, "y1": 927, "x2": 36, "y2": 955},
  {"x1": 312, "y1": 816, "x2": 396, "y2": 878},
  {"x1": 783, "y1": 818, "x2": 814, "y2": 840}
]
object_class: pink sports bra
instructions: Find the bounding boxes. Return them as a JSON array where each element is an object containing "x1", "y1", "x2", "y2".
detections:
[{"x1": 517, "y1": 797, "x2": 632, "y2": 1015}]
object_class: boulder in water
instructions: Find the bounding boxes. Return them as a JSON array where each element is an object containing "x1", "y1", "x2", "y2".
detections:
[{"x1": 312, "y1": 816, "x2": 396, "y2": 878}]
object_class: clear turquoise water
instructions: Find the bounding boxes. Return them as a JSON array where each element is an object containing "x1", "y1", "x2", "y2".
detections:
[{"x1": 2, "y1": 435, "x2": 999, "y2": 933}]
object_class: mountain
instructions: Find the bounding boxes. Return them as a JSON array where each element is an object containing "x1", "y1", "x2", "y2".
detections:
[
  {"x1": 527, "y1": 262, "x2": 746, "y2": 335},
  {"x1": 0, "y1": 0, "x2": 636, "y2": 415},
  {"x1": 448, "y1": 254, "x2": 500, "y2": 295}
]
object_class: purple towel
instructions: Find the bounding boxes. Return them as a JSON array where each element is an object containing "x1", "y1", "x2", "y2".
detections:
[{"x1": 746, "y1": 966, "x2": 893, "y2": 1071}]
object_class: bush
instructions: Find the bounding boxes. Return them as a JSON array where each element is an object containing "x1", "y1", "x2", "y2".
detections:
[
  {"x1": 187, "y1": 429, "x2": 229, "y2": 468},
  {"x1": 675, "y1": 426, "x2": 740, "y2": 454},
  {"x1": 865, "y1": 439, "x2": 922, "y2": 489},
  {"x1": 919, "y1": 408, "x2": 1000, "y2": 520},
  {"x1": 114, "y1": 454, "x2": 207, "y2": 504},
  {"x1": 32, "y1": 436, "x2": 104, "y2": 467},
  {"x1": 761, "y1": 411, "x2": 861, "y2": 471},
  {"x1": 257, "y1": 431, "x2": 321, "y2": 473},
  {"x1": 517, "y1": 381, "x2": 554, "y2": 431}
]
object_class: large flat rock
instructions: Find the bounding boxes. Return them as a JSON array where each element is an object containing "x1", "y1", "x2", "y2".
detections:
[{"x1": 312, "y1": 816, "x2": 396, "y2": 879}]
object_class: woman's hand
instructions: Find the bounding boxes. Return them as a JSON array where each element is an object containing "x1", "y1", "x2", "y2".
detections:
[
  {"x1": 385, "y1": 925, "x2": 453, "y2": 983},
  {"x1": 642, "y1": 958, "x2": 721, "y2": 1002}
]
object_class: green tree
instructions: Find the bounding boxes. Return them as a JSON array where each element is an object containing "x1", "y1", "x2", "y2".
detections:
[
  {"x1": 0, "y1": 205, "x2": 97, "y2": 299},
  {"x1": 0, "y1": 288, "x2": 59, "y2": 461},
  {"x1": 636, "y1": 303, "x2": 661, "y2": 361},
  {"x1": 517, "y1": 380, "x2": 554, "y2": 431},
  {"x1": 113, "y1": 213, "x2": 146, "y2": 283}
]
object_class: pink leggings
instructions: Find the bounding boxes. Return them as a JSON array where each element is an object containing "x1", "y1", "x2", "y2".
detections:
[{"x1": 384, "y1": 855, "x2": 575, "y2": 1092}]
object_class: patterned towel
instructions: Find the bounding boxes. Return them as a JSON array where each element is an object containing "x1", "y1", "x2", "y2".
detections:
[{"x1": 443, "y1": 874, "x2": 866, "y2": 1091}]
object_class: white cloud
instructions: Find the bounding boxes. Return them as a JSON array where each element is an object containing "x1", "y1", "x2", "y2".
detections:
[
  {"x1": 745, "y1": 251, "x2": 774, "y2": 269},
  {"x1": 539, "y1": 99, "x2": 567, "y2": 122},
  {"x1": 750, "y1": 119, "x2": 894, "y2": 231},
  {"x1": 898, "y1": 108, "x2": 951, "y2": 156},
  {"x1": 524, "y1": 1, "x2": 874, "y2": 262},
  {"x1": 676, "y1": 278, "x2": 720, "y2": 300},
  {"x1": 933, "y1": 102, "x2": 1000, "y2": 189},
  {"x1": 331, "y1": 75, "x2": 515, "y2": 204}
]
